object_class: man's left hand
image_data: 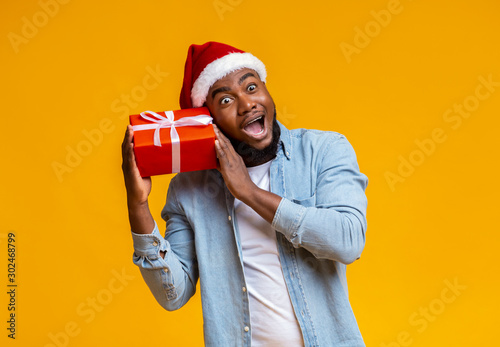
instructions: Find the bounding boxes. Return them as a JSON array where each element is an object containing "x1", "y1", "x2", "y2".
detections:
[{"x1": 213, "y1": 124, "x2": 256, "y2": 201}]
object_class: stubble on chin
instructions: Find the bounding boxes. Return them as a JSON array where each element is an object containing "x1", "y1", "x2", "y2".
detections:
[{"x1": 227, "y1": 110, "x2": 281, "y2": 167}]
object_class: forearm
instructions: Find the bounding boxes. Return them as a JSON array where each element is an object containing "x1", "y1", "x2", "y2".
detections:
[
  {"x1": 272, "y1": 198, "x2": 366, "y2": 264},
  {"x1": 127, "y1": 200, "x2": 155, "y2": 235},
  {"x1": 131, "y1": 222, "x2": 197, "y2": 310},
  {"x1": 239, "y1": 185, "x2": 364, "y2": 264},
  {"x1": 240, "y1": 185, "x2": 282, "y2": 224},
  {"x1": 128, "y1": 200, "x2": 166, "y2": 258}
]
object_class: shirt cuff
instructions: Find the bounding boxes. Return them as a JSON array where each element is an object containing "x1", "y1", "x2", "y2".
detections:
[
  {"x1": 271, "y1": 198, "x2": 306, "y2": 240},
  {"x1": 130, "y1": 221, "x2": 167, "y2": 257}
]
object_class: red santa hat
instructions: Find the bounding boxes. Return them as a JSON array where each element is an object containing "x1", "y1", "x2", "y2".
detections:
[{"x1": 179, "y1": 41, "x2": 267, "y2": 109}]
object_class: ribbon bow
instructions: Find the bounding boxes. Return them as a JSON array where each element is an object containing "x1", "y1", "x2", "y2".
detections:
[{"x1": 132, "y1": 110, "x2": 212, "y2": 173}]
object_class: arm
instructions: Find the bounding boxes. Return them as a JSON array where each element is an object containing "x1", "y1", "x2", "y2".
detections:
[
  {"x1": 214, "y1": 126, "x2": 368, "y2": 265},
  {"x1": 213, "y1": 124, "x2": 282, "y2": 224},
  {"x1": 122, "y1": 126, "x2": 197, "y2": 310},
  {"x1": 272, "y1": 135, "x2": 368, "y2": 264}
]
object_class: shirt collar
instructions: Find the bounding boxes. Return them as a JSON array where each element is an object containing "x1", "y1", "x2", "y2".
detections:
[{"x1": 277, "y1": 120, "x2": 292, "y2": 160}]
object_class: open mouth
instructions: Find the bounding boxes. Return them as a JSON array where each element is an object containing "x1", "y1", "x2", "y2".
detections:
[{"x1": 243, "y1": 115, "x2": 265, "y2": 137}]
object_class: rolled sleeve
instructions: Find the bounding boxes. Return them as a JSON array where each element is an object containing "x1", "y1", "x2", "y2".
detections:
[
  {"x1": 131, "y1": 221, "x2": 168, "y2": 257},
  {"x1": 129, "y1": 179, "x2": 199, "y2": 311},
  {"x1": 271, "y1": 197, "x2": 306, "y2": 240}
]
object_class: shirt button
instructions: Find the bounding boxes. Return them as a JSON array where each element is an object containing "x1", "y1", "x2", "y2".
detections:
[
  {"x1": 244, "y1": 326, "x2": 249, "y2": 332},
  {"x1": 228, "y1": 215, "x2": 232, "y2": 221},
  {"x1": 242, "y1": 287, "x2": 247, "y2": 292},
  {"x1": 164, "y1": 268, "x2": 169, "y2": 273},
  {"x1": 152, "y1": 241, "x2": 158, "y2": 246}
]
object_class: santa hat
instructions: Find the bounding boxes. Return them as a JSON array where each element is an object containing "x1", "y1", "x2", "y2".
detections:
[{"x1": 179, "y1": 41, "x2": 267, "y2": 109}]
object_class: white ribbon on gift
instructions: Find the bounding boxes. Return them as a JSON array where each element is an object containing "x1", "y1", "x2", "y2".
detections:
[{"x1": 132, "y1": 110, "x2": 213, "y2": 173}]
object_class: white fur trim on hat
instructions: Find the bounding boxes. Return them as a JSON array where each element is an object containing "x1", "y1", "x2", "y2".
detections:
[{"x1": 191, "y1": 52, "x2": 267, "y2": 108}]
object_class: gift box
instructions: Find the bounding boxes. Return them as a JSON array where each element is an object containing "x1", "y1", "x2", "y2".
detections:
[{"x1": 130, "y1": 107, "x2": 217, "y2": 177}]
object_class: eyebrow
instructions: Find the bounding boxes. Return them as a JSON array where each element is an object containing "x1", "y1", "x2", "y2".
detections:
[
  {"x1": 211, "y1": 86, "x2": 231, "y2": 100},
  {"x1": 238, "y1": 72, "x2": 256, "y2": 85},
  {"x1": 210, "y1": 72, "x2": 257, "y2": 100}
]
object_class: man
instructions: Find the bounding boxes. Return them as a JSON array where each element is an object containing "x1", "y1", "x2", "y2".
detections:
[{"x1": 122, "y1": 41, "x2": 368, "y2": 346}]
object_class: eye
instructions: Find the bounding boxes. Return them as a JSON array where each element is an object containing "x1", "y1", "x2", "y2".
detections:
[
  {"x1": 247, "y1": 84, "x2": 256, "y2": 92},
  {"x1": 220, "y1": 97, "x2": 231, "y2": 105}
]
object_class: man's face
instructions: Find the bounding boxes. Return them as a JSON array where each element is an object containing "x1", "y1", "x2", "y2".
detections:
[{"x1": 205, "y1": 68, "x2": 275, "y2": 151}]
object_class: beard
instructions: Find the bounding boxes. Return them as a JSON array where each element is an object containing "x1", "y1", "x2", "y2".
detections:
[{"x1": 227, "y1": 109, "x2": 281, "y2": 167}]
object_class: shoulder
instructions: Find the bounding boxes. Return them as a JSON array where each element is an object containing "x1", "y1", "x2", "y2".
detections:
[
  {"x1": 289, "y1": 127, "x2": 346, "y2": 145},
  {"x1": 163, "y1": 169, "x2": 222, "y2": 213},
  {"x1": 282, "y1": 124, "x2": 352, "y2": 159},
  {"x1": 170, "y1": 169, "x2": 221, "y2": 190}
]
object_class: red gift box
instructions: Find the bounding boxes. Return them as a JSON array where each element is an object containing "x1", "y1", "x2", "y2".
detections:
[{"x1": 130, "y1": 107, "x2": 217, "y2": 177}]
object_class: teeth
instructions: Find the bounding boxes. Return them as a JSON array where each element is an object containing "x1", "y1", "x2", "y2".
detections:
[{"x1": 246, "y1": 116, "x2": 262, "y2": 126}]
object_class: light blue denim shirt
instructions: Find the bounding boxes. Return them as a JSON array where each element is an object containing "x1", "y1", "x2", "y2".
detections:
[{"x1": 131, "y1": 121, "x2": 368, "y2": 347}]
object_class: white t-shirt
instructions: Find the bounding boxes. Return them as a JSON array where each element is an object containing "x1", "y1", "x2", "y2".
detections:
[{"x1": 234, "y1": 161, "x2": 304, "y2": 347}]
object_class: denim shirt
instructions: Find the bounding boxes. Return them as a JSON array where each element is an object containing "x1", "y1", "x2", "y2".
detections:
[{"x1": 131, "y1": 121, "x2": 368, "y2": 347}]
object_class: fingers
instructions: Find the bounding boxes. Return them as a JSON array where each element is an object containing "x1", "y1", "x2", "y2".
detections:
[
  {"x1": 122, "y1": 126, "x2": 132, "y2": 158},
  {"x1": 122, "y1": 125, "x2": 132, "y2": 148},
  {"x1": 213, "y1": 124, "x2": 230, "y2": 147},
  {"x1": 122, "y1": 126, "x2": 138, "y2": 176},
  {"x1": 213, "y1": 124, "x2": 235, "y2": 162},
  {"x1": 215, "y1": 139, "x2": 226, "y2": 158}
]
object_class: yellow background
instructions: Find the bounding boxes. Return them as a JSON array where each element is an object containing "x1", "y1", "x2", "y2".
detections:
[{"x1": 2, "y1": 0, "x2": 499, "y2": 346}]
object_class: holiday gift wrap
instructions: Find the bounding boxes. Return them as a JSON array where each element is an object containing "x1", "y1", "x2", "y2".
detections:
[{"x1": 130, "y1": 107, "x2": 217, "y2": 177}]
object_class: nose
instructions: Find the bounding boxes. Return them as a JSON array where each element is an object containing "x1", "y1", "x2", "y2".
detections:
[{"x1": 237, "y1": 93, "x2": 257, "y2": 116}]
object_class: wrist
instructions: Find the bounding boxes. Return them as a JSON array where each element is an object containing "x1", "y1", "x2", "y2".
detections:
[
  {"x1": 237, "y1": 182, "x2": 260, "y2": 205},
  {"x1": 127, "y1": 200, "x2": 154, "y2": 235},
  {"x1": 127, "y1": 198, "x2": 149, "y2": 210}
]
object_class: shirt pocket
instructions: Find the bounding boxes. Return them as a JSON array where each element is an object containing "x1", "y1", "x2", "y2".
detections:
[{"x1": 292, "y1": 193, "x2": 316, "y2": 208}]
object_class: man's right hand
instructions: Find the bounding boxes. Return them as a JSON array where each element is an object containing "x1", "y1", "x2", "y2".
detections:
[
  {"x1": 122, "y1": 125, "x2": 152, "y2": 205},
  {"x1": 121, "y1": 125, "x2": 155, "y2": 234}
]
